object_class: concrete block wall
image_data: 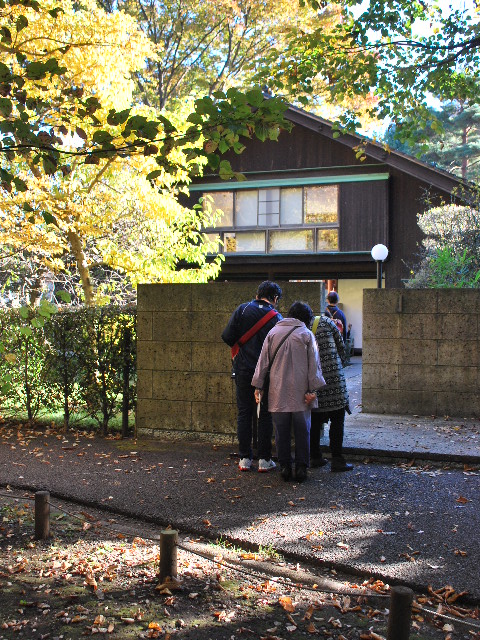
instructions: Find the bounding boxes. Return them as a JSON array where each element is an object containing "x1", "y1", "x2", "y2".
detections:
[
  {"x1": 136, "y1": 281, "x2": 323, "y2": 438},
  {"x1": 362, "y1": 289, "x2": 480, "y2": 417}
]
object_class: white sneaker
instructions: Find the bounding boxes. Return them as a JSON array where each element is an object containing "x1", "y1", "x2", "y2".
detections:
[
  {"x1": 239, "y1": 457, "x2": 252, "y2": 471},
  {"x1": 258, "y1": 459, "x2": 276, "y2": 473}
]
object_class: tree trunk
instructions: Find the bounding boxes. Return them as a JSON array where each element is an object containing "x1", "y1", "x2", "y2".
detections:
[
  {"x1": 28, "y1": 266, "x2": 50, "y2": 307},
  {"x1": 461, "y1": 125, "x2": 468, "y2": 181},
  {"x1": 24, "y1": 339, "x2": 33, "y2": 420},
  {"x1": 67, "y1": 230, "x2": 95, "y2": 306}
]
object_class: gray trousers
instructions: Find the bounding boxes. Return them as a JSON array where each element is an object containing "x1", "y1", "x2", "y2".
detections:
[{"x1": 273, "y1": 410, "x2": 311, "y2": 467}]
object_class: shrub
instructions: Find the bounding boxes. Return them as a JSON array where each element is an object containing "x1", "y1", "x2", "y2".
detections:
[{"x1": 0, "y1": 305, "x2": 136, "y2": 435}]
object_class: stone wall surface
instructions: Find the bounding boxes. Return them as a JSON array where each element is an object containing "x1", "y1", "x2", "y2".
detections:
[
  {"x1": 362, "y1": 289, "x2": 480, "y2": 416},
  {"x1": 136, "y1": 282, "x2": 323, "y2": 437}
]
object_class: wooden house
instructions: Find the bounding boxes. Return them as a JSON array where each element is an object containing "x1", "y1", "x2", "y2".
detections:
[{"x1": 188, "y1": 105, "x2": 466, "y2": 347}]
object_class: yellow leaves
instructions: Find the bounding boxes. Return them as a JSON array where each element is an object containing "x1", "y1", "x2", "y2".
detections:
[{"x1": 4, "y1": 0, "x2": 154, "y2": 113}]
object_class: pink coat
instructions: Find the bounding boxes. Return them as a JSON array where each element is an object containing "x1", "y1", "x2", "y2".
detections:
[{"x1": 252, "y1": 318, "x2": 326, "y2": 413}]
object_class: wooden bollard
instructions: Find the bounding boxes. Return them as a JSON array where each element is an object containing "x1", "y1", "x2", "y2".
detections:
[
  {"x1": 159, "y1": 529, "x2": 178, "y2": 582},
  {"x1": 387, "y1": 585, "x2": 414, "y2": 640},
  {"x1": 35, "y1": 491, "x2": 50, "y2": 540}
]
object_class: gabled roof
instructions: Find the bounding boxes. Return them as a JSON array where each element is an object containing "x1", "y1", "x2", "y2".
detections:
[{"x1": 286, "y1": 105, "x2": 469, "y2": 196}]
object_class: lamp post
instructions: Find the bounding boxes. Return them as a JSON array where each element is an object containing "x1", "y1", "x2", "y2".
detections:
[{"x1": 371, "y1": 244, "x2": 389, "y2": 289}]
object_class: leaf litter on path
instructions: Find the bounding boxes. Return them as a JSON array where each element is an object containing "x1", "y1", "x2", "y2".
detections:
[{"x1": 1, "y1": 490, "x2": 479, "y2": 639}]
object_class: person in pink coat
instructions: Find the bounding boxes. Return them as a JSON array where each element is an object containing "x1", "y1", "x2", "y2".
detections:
[{"x1": 252, "y1": 301, "x2": 326, "y2": 482}]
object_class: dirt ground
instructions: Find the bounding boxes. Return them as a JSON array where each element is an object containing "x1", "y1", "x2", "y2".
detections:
[{"x1": 1, "y1": 489, "x2": 479, "y2": 640}]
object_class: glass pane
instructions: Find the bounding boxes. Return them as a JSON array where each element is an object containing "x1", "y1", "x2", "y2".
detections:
[
  {"x1": 259, "y1": 188, "x2": 280, "y2": 202},
  {"x1": 203, "y1": 191, "x2": 233, "y2": 227},
  {"x1": 236, "y1": 190, "x2": 258, "y2": 226},
  {"x1": 268, "y1": 230, "x2": 314, "y2": 252},
  {"x1": 280, "y1": 188, "x2": 302, "y2": 225},
  {"x1": 224, "y1": 231, "x2": 266, "y2": 253},
  {"x1": 317, "y1": 229, "x2": 339, "y2": 251},
  {"x1": 259, "y1": 200, "x2": 280, "y2": 215},
  {"x1": 305, "y1": 185, "x2": 338, "y2": 224},
  {"x1": 258, "y1": 213, "x2": 280, "y2": 227}
]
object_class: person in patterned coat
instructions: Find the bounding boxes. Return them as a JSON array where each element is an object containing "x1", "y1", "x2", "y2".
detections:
[{"x1": 309, "y1": 314, "x2": 353, "y2": 472}]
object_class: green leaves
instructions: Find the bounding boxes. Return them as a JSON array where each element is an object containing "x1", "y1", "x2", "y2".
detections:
[
  {"x1": 0, "y1": 97, "x2": 12, "y2": 117},
  {"x1": 42, "y1": 155, "x2": 58, "y2": 175},
  {"x1": 0, "y1": 62, "x2": 11, "y2": 82},
  {"x1": 41, "y1": 211, "x2": 58, "y2": 226},
  {"x1": 56, "y1": 290, "x2": 72, "y2": 304},
  {"x1": 15, "y1": 15, "x2": 29, "y2": 32},
  {"x1": 107, "y1": 108, "x2": 131, "y2": 126}
]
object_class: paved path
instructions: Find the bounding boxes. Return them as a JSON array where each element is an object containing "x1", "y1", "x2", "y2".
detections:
[
  {"x1": 0, "y1": 420, "x2": 478, "y2": 602},
  {"x1": 342, "y1": 357, "x2": 480, "y2": 462},
  {"x1": 1, "y1": 357, "x2": 479, "y2": 601}
]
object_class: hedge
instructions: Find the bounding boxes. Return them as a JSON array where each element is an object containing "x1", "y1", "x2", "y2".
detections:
[{"x1": 0, "y1": 304, "x2": 136, "y2": 436}]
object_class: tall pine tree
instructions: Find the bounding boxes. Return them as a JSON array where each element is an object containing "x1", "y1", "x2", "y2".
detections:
[{"x1": 384, "y1": 100, "x2": 480, "y2": 182}]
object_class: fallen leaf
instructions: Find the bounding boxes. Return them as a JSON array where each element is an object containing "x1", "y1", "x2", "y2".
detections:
[
  {"x1": 303, "y1": 604, "x2": 315, "y2": 620},
  {"x1": 279, "y1": 595, "x2": 295, "y2": 612}
]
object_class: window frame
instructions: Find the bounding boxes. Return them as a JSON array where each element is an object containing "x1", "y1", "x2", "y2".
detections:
[{"x1": 203, "y1": 185, "x2": 340, "y2": 254}]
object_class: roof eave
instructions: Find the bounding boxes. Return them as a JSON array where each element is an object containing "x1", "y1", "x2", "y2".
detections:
[{"x1": 286, "y1": 105, "x2": 469, "y2": 196}]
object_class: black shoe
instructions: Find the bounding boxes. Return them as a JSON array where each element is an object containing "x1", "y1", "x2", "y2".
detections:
[
  {"x1": 280, "y1": 465, "x2": 292, "y2": 482},
  {"x1": 310, "y1": 456, "x2": 328, "y2": 468},
  {"x1": 295, "y1": 464, "x2": 308, "y2": 482},
  {"x1": 331, "y1": 458, "x2": 354, "y2": 472}
]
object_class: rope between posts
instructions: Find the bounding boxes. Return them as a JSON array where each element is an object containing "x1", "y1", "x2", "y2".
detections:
[
  {"x1": 2, "y1": 489, "x2": 480, "y2": 629},
  {"x1": 44, "y1": 496, "x2": 387, "y2": 599},
  {"x1": 0, "y1": 489, "x2": 388, "y2": 599},
  {"x1": 417, "y1": 605, "x2": 480, "y2": 630}
]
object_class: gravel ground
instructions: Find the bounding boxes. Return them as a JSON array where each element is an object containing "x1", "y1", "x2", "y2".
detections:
[
  {"x1": 1, "y1": 487, "x2": 479, "y2": 640},
  {"x1": 0, "y1": 422, "x2": 479, "y2": 605}
]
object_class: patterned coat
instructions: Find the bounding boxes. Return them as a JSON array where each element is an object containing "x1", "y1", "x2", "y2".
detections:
[{"x1": 311, "y1": 315, "x2": 349, "y2": 412}]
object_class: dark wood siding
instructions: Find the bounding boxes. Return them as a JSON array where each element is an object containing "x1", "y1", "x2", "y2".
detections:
[
  {"x1": 188, "y1": 114, "x2": 464, "y2": 289},
  {"x1": 223, "y1": 127, "x2": 381, "y2": 173},
  {"x1": 386, "y1": 169, "x2": 446, "y2": 287},
  {"x1": 340, "y1": 180, "x2": 388, "y2": 251}
]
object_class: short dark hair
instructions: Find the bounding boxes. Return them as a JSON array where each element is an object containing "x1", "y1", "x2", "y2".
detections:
[
  {"x1": 287, "y1": 301, "x2": 313, "y2": 326},
  {"x1": 257, "y1": 280, "x2": 282, "y2": 302},
  {"x1": 327, "y1": 291, "x2": 339, "y2": 304}
]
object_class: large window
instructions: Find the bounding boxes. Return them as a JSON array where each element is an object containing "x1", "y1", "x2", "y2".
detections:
[{"x1": 203, "y1": 185, "x2": 339, "y2": 254}]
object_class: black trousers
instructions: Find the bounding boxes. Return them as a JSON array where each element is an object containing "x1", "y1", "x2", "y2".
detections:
[
  {"x1": 234, "y1": 373, "x2": 273, "y2": 460},
  {"x1": 310, "y1": 408, "x2": 345, "y2": 459}
]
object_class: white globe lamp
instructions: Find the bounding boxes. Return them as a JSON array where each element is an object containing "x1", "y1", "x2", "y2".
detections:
[{"x1": 371, "y1": 244, "x2": 389, "y2": 288}]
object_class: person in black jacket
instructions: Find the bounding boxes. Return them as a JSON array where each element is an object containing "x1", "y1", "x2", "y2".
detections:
[
  {"x1": 325, "y1": 291, "x2": 348, "y2": 342},
  {"x1": 222, "y1": 281, "x2": 282, "y2": 472}
]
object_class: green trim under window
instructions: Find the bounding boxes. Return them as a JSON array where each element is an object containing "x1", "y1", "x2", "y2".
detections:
[{"x1": 189, "y1": 173, "x2": 389, "y2": 192}]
